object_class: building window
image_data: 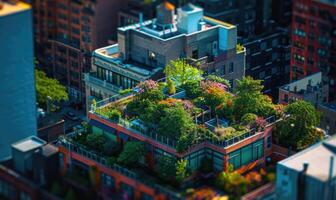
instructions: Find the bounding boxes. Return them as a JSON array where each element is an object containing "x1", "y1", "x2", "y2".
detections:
[
  {"x1": 192, "y1": 49, "x2": 198, "y2": 59},
  {"x1": 222, "y1": 65, "x2": 226, "y2": 75},
  {"x1": 294, "y1": 28, "x2": 306, "y2": 37},
  {"x1": 229, "y1": 63, "x2": 234, "y2": 73}
]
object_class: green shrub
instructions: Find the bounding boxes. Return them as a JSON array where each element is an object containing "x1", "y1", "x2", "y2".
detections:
[
  {"x1": 215, "y1": 127, "x2": 237, "y2": 140},
  {"x1": 241, "y1": 113, "x2": 257, "y2": 126},
  {"x1": 117, "y1": 141, "x2": 146, "y2": 166},
  {"x1": 86, "y1": 133, "x2": 107, "y2": 152},
  {"x1": 167, "y1": 78, "x2": 176, "y2": 95}
]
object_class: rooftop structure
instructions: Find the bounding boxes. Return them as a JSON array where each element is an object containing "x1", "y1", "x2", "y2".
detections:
[
  {"x1": 85, "y1": 3, "x2": 245, "y2": 111},
  {"x1": 278, "y1": 72, "x2": 328, "y2": 105},
  {"x1": 11, "y1": 136, "x2": 46, "y2": 153},
  {"x1": 276, "y1": 136, "x2": 336, "y2": 199}
]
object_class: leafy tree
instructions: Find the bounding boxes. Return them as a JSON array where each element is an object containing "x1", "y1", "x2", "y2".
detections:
[
  {"x1": 176, "y1": 159, "x2": 188, "y2": 183},
  {"x1": 182, "y1": 81, "x2": 202, "y2": 99},
  {"x1": 201, "y1": 80, "x2": 232, "y2": 112},
  {"x1": 274, "y1": 100, "x2": 323, "y2": 150},
  {"x1": 233, "y1": 76, "x2": 275, "y2": 120},
  {"x1": 157, "y1": 106, "x2": 195, "y2": 140},
  {"x1": 117, "y1": 141, "x2": 146, "y2": 166},
  {"x1": 35, "y1": 69, "x2": 68, "y2": 106},
  {"x1": 156, "y1": 156, "x2": 176, "y2": 180},
  {"x1": 65, "y1": 189, "x2": 76, "y2": 200},
  {"x1": 86, "y1": 132, "x2": 107, "y2": 152},
  {"x1": 164, "y1": 59, "x2": 203, "y2": 86}
]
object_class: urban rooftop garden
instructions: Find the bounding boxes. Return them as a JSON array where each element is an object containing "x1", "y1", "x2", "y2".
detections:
[
  {"x1": 92, "y1": 59, "x2": 279, "y2": 153},
  {"x1": 59, "y1": 59, "x2": 324, "y2": 199}
]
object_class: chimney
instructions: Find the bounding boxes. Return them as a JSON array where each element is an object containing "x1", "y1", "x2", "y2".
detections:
[{"x1": 303, "y1": 161, "x2": 309, "y2": 172}]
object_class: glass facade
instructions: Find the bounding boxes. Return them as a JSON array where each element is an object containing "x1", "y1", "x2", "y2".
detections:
[
  {"x1": 97, "y1": 66, "x2": 139, "y2": 89},
  {"x1": 229, "y1": 139, "x2": 264, "y2": 169},
  {"x1": 183, "y1": 149, "x2": 206, "y2": 171}
]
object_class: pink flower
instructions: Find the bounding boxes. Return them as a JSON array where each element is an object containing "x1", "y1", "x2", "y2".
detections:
[{"x1": 136, "y1": 80, "x2": 158, "y2": 94}]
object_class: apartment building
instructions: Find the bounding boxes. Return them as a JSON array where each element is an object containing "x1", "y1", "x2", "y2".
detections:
[
  {"x1": 243, "y1": 27, "x2": 291, "y2": 100},
  {"x1": 0, "y1": 1, "x2": 37, "y2": 159},
  {"x1": 278, "y1": 72, "x2": 329, "y2": 105},
  {"x1": 84, "y1": 3, "x2": 245, "y2": 109},
  {"x1": 290, "y1": 0, "x2": 336, "y2": 101},
  {"x1": 26, "y1": 0, "x2": 125, "y2": 103},
  {"x1": 318, "y1": 102, "x2": 336, "y2": 135}
]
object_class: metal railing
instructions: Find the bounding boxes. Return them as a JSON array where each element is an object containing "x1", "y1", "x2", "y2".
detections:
[
  {"x1": 58, "y1": 135, "x2": 181, "y2": 199},
  {"x1": 94, "y1": 111, "x2": 277, "y2": 151},
  {"x1": 84, "y1": 73, "x2": 122, "y2": 93}
]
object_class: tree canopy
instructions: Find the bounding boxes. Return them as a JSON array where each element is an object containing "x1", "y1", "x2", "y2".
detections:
[
  {"x1": 274, "y1": 100, "x2": 323, "y2": 150},
  {"x1": 35, "y1": 69, "x2": 68, "y2": 106},
  {"x1": 233, "y1": 76, "x2": 275, "y2": 120},
  {"x1": 117, "y1": 141, "x2": 146, "y2": 166},
  {"x1": 164, "y1": 59, "x2": 203, "y2": 86}
]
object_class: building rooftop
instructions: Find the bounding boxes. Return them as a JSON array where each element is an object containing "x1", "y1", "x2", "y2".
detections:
[
  {"x1": 118, "y1": 4, "x2": 235, "y2": 41},
  {"x1": 11, "y1": 136, "x2": 46, "y2": 152},
  {"x1": 279, "y1": 136, "x2": 336, "y2": 181},
  {"x1": 280, "y1": 72, "x2": 323, "y2": 94},
  {"x1": 0, "y1": 1, "x2": 30, "y2": 17}
]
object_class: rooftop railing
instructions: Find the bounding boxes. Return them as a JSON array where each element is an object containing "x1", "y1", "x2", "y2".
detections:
[{"x1": 58, "y1": 135, "x2": 182, "y2": 199}]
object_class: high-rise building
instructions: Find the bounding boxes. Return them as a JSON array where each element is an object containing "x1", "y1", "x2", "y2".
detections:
[
  {"x1": 0, "y1": 1, "x2": 37, "y2": 159},
  {"x1": 84, "y1": 3, "x2": 246, "y2": 110},
  {"x1": 290, "y1": 0, "x2": 336, "y2": 101},
  {"x1": 26, "y1": 0, "x2": 125, "y2": 104}
]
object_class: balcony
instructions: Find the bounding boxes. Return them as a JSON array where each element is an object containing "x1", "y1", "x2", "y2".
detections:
[{"x1": 84, "y1": 72, "x2": 122, "y2": 93}]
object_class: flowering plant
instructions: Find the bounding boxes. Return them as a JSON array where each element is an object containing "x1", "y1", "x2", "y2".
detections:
[
  {"x1": 255, "y1": 117, "x2": 267, "y2": 131},
  {"x1": 137, "y1": 80, "x2": 158, "y2": 94}
]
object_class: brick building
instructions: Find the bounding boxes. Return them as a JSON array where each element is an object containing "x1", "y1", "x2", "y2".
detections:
[
  {"x1": 26, "y1": 0, "x2": 125, "y2": 103},
  {"x1": 290, "y1": 0, "x2": 336, "y2": 101}
]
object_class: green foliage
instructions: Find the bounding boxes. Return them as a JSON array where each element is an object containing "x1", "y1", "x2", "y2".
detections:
[
  {"x1": 156, "y1": 156, "x2": 176, "y2": 180},
  {"x1": 167, "y1": 78, "x2": 176, "y2": 95},
  {"x1": 274, "y1": 100, "x2": 323, "y2": 150},
  {"x1": 95, "y1": 107, "x2": 121, "y2": 121},
  {"x1": 214, "y1": 127, "x2": 238, "y2": 140},
  {"x1": 206, "y1": 75, "x2": 230, "y2": 88},
  {"x1": 106, "y1": 156, "x2": 117, "y2": 166},
  {"x1": 182, "y1": 81, "x2": 202, "y2": 99},
  {"x1": 241, "y1": 113, "x2": 257, "y2": 126},
  {"x1": 86, "y1": 133, "x2": 107, "y2": 152},
  {"x1": 233, "y1": 76, "x2": 275, "y2": 120},
  {"x1": 157, "y1": 106, "x2": 195, "y2": 140},
  {"x1": 215, "y1": 167, "x2": 247, "y2": 199},
  {"x1": 164, "y1": 59, "x2": 203, "y2": 86},
  {"x1": 176, "y1": 159, "x2": 188, "y2": 183},
  {"x1": 236, "y1": 43, "x2": 244, "y2": 52},
  {"x1": 117, "y1": 141, "x2": 146, "y2": 166},
  {"x1": 119, "y1": 88, "x2": 133, "y2": 95},
  {"x1": 35, "y1": 69, "x2": 68, "y2": 106},
  {"x1": 65, "y1": 189, "x2": 76, "y2": 200}
]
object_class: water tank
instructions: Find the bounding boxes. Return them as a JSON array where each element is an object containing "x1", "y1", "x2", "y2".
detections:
[
  {"x1": 177, "y1": 3, "x2": 203, "y2": 34},
  {"x1": 156, "y1": 2, "x2": 175, "y2": 26}
]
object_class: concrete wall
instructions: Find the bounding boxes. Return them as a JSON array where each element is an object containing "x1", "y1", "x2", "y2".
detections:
[{"x1": 0, "y1": 8, "x2": 37, "y2": 159}]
